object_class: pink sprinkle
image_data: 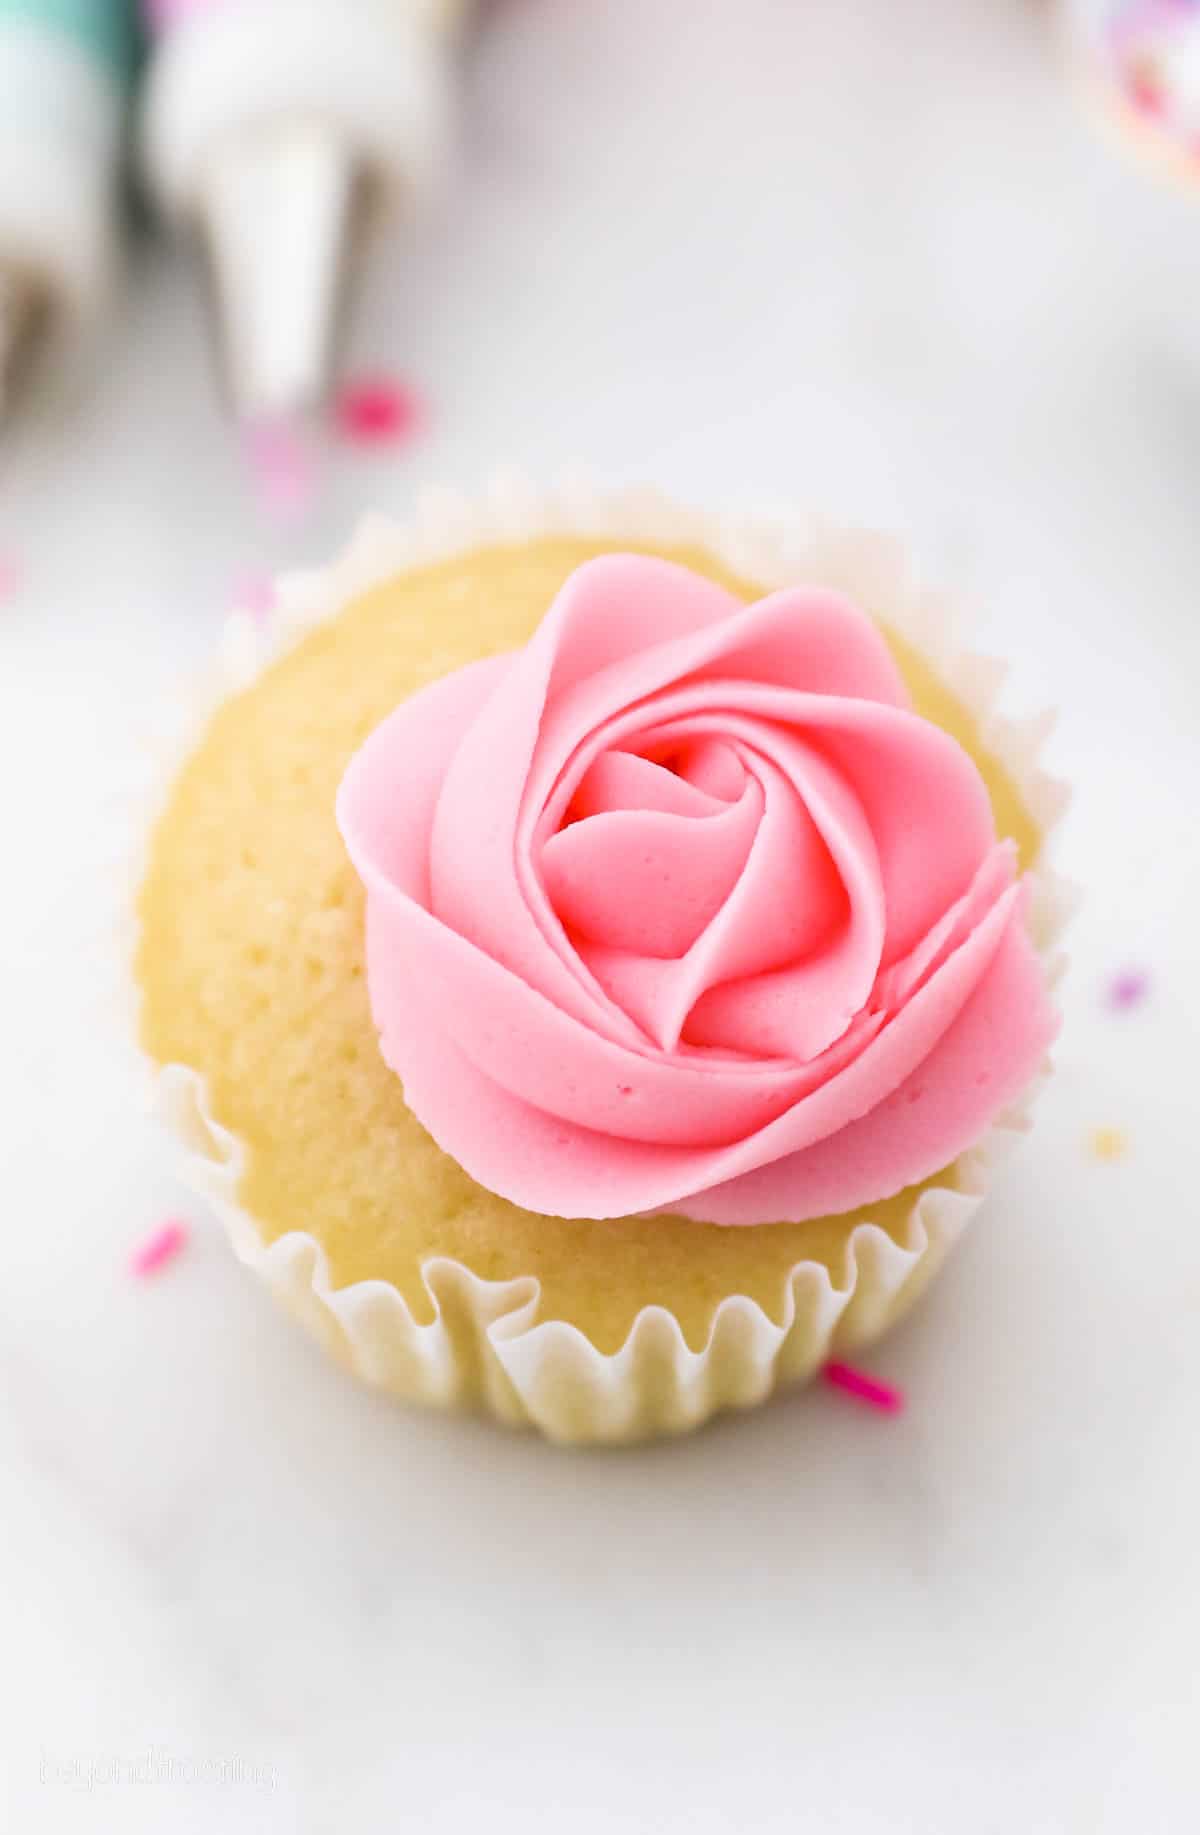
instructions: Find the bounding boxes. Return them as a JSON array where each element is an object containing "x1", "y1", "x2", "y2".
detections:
[
  {"x1": 242, "y1": 418, "x2": 317, "y2": 526},
  {"x1": 1107, "y1": 967, "x2": 1150, "y2": 1011},
  {"x1": 822, "y1": 1361, "x2": 905, "y2": 1415},
  {"x1": 0, "y1": 555, "x2": 20, "y2": 601},
  {"x1": 129, "y1": 1219, "x2": 189, "y2": 1279},
  {"x1": 334, "y1": 376, "x2": 425, "y2": 448},
  {"x1": 1125, "y1": 62, "x2": 1166, "y2": 116},
  {"x1": 232, "y1": 572, "x2": 276, "y2": 626}
]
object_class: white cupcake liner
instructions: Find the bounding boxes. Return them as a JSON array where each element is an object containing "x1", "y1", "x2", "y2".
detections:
[{"x1": 131, "y1": 476, "x2": 1075, "y2": 1445}]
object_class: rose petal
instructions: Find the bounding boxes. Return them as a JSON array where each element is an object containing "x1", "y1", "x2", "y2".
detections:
[
  {"x1": 338, "y1": 654, "x2": 514, "y2": 909},
  {"x1": 660, "y1": 726, "x2": 880, "y2": 1057},
  {"x1": 369, "y1": 870, "x2": 1043, "y2": 1213},
  {"x1": 432, "y1": 559, "x2": 911, "y2": 1018},
  {"x1": 674, "y1": 905, "x2": 1056, "y2": 1222},
  {"x1": 669, "y1": 735, "x2": 749, "y2": 802},
  {"x1": 541, "y1": 554, "x2": 742, "y2": 695},
  {"x1": 530, "y1": 679, "x2": 995, "y2": 988},
  {"x1": 541, "y1": 776, "x2": 763, "y2": 960},
  {"x1": 683, "y1": 584, "x2": 911, "y2": 707},
  {"x1": 568, "y1": 749, "x2": 732, "y2": 821},
  {"x1": 576, "y1": 730, "x2": 876, "y2": 1057},
  {"x1": 870, "y1": 839, "x2": 1018, "y2": 1013},
  {"x1": 425, "y1": 566, "x2": 733, "y2": 1023},
  {"x1": 364, "y1": 892, "x2": 814, "y2": 1148}
]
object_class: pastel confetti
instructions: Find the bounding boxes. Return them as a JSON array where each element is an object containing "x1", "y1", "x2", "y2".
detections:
[
  {"x1": 232, "y1": 572, "x2": 276, "y2": 626},
  {"x1": 242, "y1": 418, "x2": 317, "y2": 526},
  {"x1": 1107, "y1": 967, "x2": 1151, "y2": 1010},
  {"x1": 334, "y1": 376, "x2": 425, "y2": 447},
  {"x1": 822, "y1": 1361, "x2": 905, "y2": 1415},
  {"x1": 1089, "y1": 1127, "x2": 1130, "y2": 1163},
  {"x1": 129, "y1": 1218, "x2": 189, "y2": 1279}
]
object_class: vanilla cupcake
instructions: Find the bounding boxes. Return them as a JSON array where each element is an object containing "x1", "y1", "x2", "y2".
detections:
[{"x1": 136, "y1": 486, "x2": 1069, "y2": 1443}]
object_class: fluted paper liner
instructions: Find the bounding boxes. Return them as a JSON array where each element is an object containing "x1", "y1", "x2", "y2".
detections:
[{"x1": 132, "y1": 477, "x2": 1075, "y2": 1444}]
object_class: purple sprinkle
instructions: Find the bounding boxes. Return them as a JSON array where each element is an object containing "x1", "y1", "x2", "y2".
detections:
[{"x1": 1107, "y1": 969, "x2": 1150, "y2": 1011}]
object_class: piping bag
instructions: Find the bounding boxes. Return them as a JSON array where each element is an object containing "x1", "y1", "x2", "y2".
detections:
[
  {"x1": 139, "y1": 0, "x2": 467, "y2": 424},
  {"x1": 0, "y1": 0, "x2": 134, "y2": 418}
]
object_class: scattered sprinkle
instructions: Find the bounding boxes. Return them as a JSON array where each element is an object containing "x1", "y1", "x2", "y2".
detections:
[
  {"x1": 822, "y1": 1360, "x2": 905, "y2": 1415},
  {"x1": 232, "y1": 572, "x2": 276, "y2": 626},
  {"x1": 129, "y1": 1218, "x2": 189, "y2": 1279},
  {"x1": 334, "y1": 376, "x2": 425, "y2": 448},
  {"x1": 241, "y1": 418, "x2": 317, "y2": 526},
  {"x1": 1107, "y1": 967, "x2": 1150, "y2": 1011},
  {"x1": 1089, "y1": 1126, "x2": 1129, "y2": 1163},
  {"x1": 1125, "y1": 57, "x2": 1166, "y2": 115}
]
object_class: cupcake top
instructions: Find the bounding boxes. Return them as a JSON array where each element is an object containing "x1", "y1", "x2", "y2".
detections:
[{"x1": 338, "y1": 552, "x2": 1057, "y2": 1225}]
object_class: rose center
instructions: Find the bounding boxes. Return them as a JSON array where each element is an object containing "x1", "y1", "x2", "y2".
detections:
[{"x1": 539, "y1": 733, "x2": 850, "y2": 1054}]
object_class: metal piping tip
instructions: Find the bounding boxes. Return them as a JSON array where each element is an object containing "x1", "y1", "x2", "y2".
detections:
[
  {"x1": 197, "y1": 123, "x2": 370, "y2": 424},
  {"x1": 0, "y1": 266, "x2": 46, "y2": 422}
]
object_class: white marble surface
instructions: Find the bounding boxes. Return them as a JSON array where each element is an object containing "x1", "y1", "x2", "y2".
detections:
[{"x1": 3, "y1": 1, "x2": 1199, "y2": 1829}]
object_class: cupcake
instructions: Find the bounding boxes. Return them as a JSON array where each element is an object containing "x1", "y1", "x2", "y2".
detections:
[{"x1": 135, "y1": 483, "x2": 1069, "y2": 1443}]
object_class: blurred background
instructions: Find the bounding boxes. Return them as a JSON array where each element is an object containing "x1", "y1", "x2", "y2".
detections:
[{"x1": 2, "y1": 2, "x2": 1199, "y2": 1830}]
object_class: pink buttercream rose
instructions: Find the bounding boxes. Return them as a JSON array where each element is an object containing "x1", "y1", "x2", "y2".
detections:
[{"x1": 337, "y1": 555, "x2": 1056, "y2": 1224}]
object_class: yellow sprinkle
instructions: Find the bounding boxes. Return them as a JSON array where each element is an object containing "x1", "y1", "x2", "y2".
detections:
[{"x1": 1089, "y1": 1127, "x2": 1129, "y2": 1163}]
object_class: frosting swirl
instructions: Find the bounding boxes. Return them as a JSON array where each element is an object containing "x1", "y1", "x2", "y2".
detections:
[{"x1": 338, "y1": 555, "x2": 1056, "y2": 1224}]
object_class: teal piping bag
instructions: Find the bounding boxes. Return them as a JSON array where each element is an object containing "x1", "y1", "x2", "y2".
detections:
[{"x1": 0, "y1": 0, "x2": 135, "y2": 414}]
